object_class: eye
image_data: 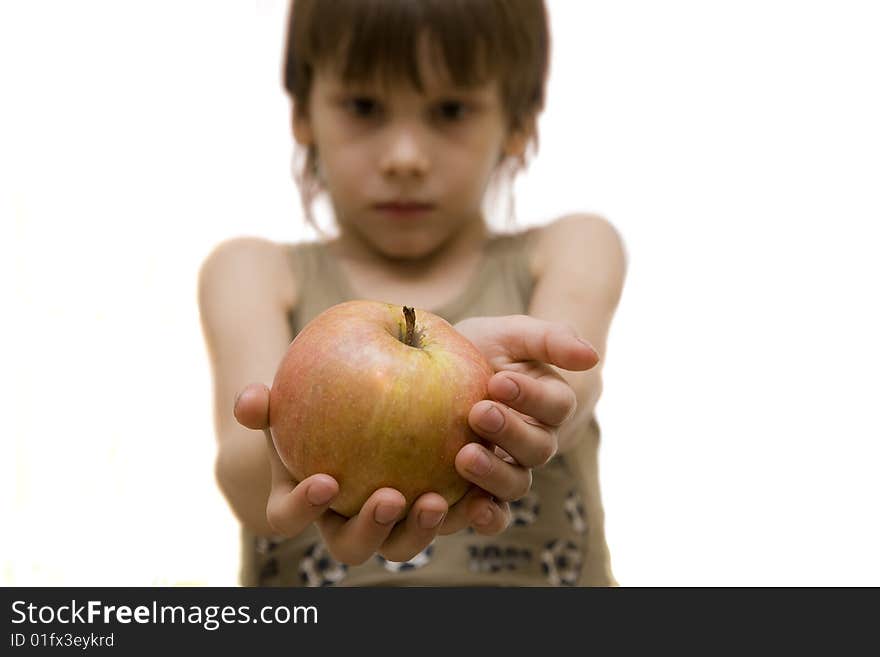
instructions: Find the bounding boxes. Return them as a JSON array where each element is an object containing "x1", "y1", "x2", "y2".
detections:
[
  {"x1": 433, "y1": 100, "x2": 469, "y2": 122},
  {"x1": 345, "y1": 96, "x2": 381, "y2": 118}
]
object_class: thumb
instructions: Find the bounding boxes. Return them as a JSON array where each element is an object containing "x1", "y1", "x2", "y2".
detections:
[{"x1": 233, "y1": 383, "x2": 271, "y2": 430}]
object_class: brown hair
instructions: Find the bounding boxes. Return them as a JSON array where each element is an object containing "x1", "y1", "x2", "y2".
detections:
[{"x1": 282, "y1": 0, "x2": 551, "y2": 233}]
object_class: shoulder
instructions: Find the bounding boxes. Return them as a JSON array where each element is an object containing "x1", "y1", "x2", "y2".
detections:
[
  {"x1": 527, "y1": 213, "x2": 628, "y2": 277},
  {"x1": 198, "y1": 236, "x2": 297, "y2": 312},
  {"x1": 527, "y1": 213, "x2": 628, "y2": 305}
]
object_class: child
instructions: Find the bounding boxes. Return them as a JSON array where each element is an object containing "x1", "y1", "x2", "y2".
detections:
[{"x1": 199, "y1": 0, "x2": 627, "y2": 586}]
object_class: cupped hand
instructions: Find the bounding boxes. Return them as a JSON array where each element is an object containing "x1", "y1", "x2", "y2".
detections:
[
  {"x1": 233, "y1": 315, "x2": 597, "y2": 563},
  {"x1": 441, "y1": 315, "x2": 601, "y2": 535},
  {"x1": 234, "y1": 383, "x2": 449, "y2": 566}
]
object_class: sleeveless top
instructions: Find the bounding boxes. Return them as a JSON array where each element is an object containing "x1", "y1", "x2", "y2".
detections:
[{"x1": 238, "y1": 230, "x2": 617, "y2": 586}]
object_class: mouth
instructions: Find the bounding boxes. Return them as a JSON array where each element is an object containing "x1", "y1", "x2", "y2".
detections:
[{"x1": 373, "y1": 201, "x2": 435, "y2": 218}]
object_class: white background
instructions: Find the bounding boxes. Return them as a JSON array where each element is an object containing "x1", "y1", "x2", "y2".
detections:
[{"x1": 2, "y1": 1, "x2": 878, "y2": 586}]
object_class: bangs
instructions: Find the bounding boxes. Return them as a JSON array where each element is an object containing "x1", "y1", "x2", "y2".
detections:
[{"x1": 288, "y1": 0, "x2": 539, "y2": 94}]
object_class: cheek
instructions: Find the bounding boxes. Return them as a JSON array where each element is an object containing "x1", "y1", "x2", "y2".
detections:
[
  {"x1": 320, "y1": 147, "x2": 371, "y2": 198},
  {"x1": 444, "y1": 144, "x2": 501, "y2": 203},
  {"x1": 312, "y1": 120, "x2": 370, "y2": 185}
]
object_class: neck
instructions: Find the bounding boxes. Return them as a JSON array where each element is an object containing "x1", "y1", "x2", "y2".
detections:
[{"x1": 330, "y1": 218, "x2": 490, "y2": 282}]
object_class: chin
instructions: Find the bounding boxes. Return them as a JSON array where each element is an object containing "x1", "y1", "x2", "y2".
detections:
[
  {"x1": 382, "y1": 244, "x2": 435, "y2": 261},
  {"x1": 368, "y1": 231, "x2": 445, "y2": 262}
]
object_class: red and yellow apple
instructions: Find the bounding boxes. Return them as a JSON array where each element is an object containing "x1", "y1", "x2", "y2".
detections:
[{"x1": 268, "y1": 300, "x2": 494, "y2": 518}]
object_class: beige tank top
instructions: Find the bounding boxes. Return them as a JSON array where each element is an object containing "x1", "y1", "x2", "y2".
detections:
[{"x1": 238, "y1": 230, "x2": 617, "y2": 586}]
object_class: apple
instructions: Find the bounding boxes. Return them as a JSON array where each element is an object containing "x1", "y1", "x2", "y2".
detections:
[{"x1": 268, "y1": 300, "x2": 494, "y2": 518}]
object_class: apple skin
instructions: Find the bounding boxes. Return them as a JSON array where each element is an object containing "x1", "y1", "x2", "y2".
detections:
[{"x1": 268, "y1": 299, "x2": 494, "y2": 518}]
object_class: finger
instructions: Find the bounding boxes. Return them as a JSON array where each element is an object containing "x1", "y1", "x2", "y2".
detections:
[
  {"x1": 437, "y1": 486, "x2": 509, "y2": 536},
  {"x1": 261, "y1": 426, "x2": 340, "y2": 536},
  {"x1": 263, "y1": 427, "x2": 299, "y2": 490},
  {"x1": 265, "y1": 473, "x2": 339, "y2": 538},
  {"x1": 469, "y1": 401, "x2": 557, "y2": 467},
  {"x1": 467, "y1": 493, "x2": 511, "y2": 536},
  {"x1": 487, "y1": 368, "x2": 577, "y2": 427},
  {"x1": 377, "y1": 493, "x2": 448, "y2": 563},
  {"x1": 455, "y1": 442, "x2": 533, "y2": 502},
  {"x1": 503, "y1": 316, "x2": 600, "y2": 372},
  {"x1": 436, "y1": 486, "x2": 485, "y2": 535},
  {"x1": 234, "y1": 383, "x2": 271, "y2": 430},
  {"x1": 316, "y1": 488, "x2": 407, "y2": 566}
]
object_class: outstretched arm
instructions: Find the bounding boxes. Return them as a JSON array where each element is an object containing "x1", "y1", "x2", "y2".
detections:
[{"x1": 526, "y1": 214, "x2": 628, "y2": 452}]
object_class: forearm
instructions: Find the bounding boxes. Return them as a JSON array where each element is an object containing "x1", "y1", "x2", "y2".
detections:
[{"x1": 215, "y1": 431, "x2": 275, "y2": 536}]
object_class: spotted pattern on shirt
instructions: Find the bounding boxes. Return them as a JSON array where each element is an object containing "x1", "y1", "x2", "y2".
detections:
[{"x1": 298, "y1": 542, "x2": 347, "y2": 587}]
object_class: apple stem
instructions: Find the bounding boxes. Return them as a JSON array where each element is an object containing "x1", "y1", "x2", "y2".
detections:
[{"x1": 403, "y1": 306, "x2": 417, "y2": 347}]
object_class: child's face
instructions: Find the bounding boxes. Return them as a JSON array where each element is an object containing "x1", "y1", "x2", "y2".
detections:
[{"x1": 294, "y1": 46, "x2": 527, "y2": 260}]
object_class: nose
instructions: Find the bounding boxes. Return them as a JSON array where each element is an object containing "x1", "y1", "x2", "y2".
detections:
[{"x1": 379, "y1": 125, "x2": 430, "y2": 179}]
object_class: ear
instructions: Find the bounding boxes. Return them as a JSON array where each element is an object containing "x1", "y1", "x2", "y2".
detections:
[
  {"x1": 502, "y1": 117, "x2": 536, "y2": 160},
  {"x1": 291, "y1": 107, "x2": 313, "y2": 146}
]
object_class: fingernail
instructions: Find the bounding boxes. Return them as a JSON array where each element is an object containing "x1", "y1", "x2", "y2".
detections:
[
  {"x1": 467, "y1": 447, "x2": 491, "y2": 477},
  {"x1": 374, "y1": 504, "x2": 401, "y2": 525},
  {"x1": 478, "y1": 405, "x2": 504, "y2": 433},
  {"x1": 578, "y1": 337, "x2": 600, "y2": 360},
  {"x1": 306, "y1": 483, "x2": 334, "y2": 506},
  {"x1": 495, "y1": 376, "x2": 519, "y2": 402},
  {"x1": 418, "y1": 510, "x2": 445, "y2": 529},
  {"x1": 474, "y1": 507, "x2": 493, "y2": 526}
]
